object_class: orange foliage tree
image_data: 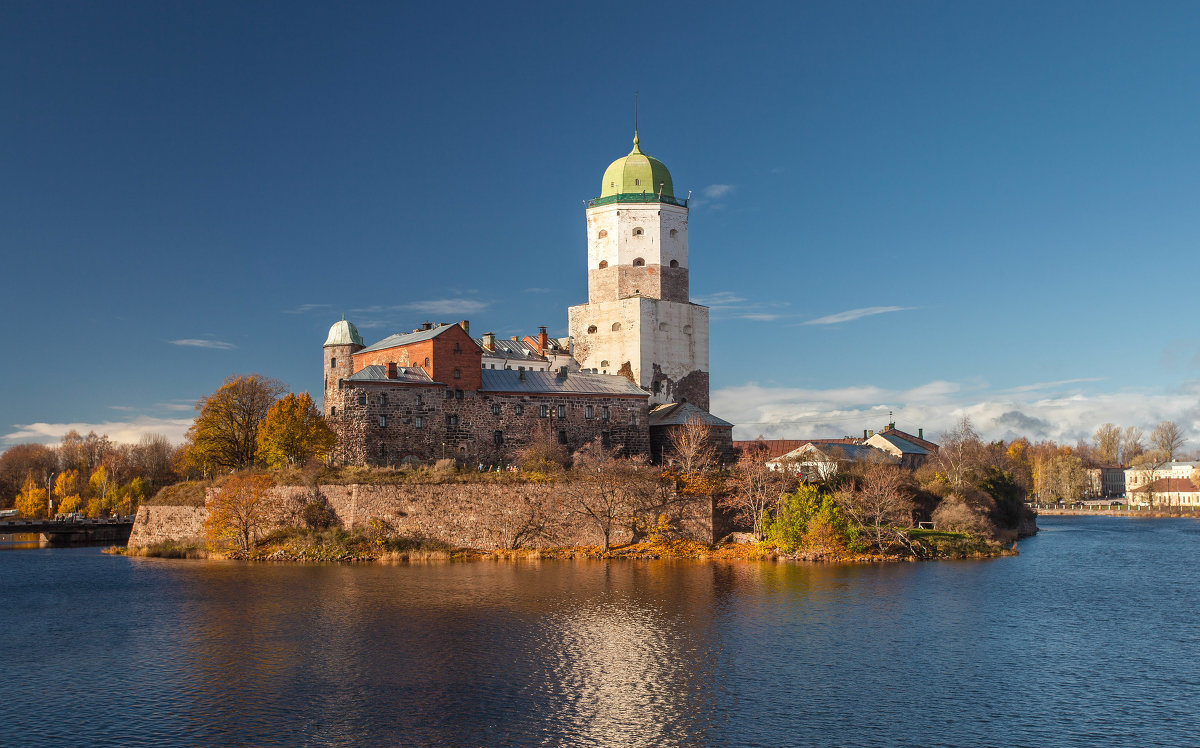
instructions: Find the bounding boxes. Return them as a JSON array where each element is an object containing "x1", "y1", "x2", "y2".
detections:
[{"x1": 255, "y1": 392, "x2": 336, "y2": 468}]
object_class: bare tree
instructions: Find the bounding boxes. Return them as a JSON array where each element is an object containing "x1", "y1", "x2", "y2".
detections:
[
  {"x1": 569, "y1": 441, "x2": 633, "y2": 552},
  {"x1": 480, "y1": 486, "x2": 558, "y2": 550},
  {"x1": 720, "y1": 452, "x2": 795, "y2": 540},
  {"x1": 936, "y1": 416, "x2": 983, "y2": 487},
  {"x1": 836, "y1": 462, "x2": 914, "y2": 550},
  {"x1": 667, "y1": 417, "x2": 717, "y2": 477},
  {"x1": 1151, "y1": 420, "x2": 1187, "y2": 463},
  {"x1": 1092, "y1": 423, "x2": 1121, "y2": 466},
  {"x1": 1120, "y1": 426, "x2": 1144, "y2": 465}
]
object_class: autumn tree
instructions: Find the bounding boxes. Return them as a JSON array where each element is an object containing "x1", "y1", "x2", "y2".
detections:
[
  {"x1": 935, "y1": 416, "x2": 983, "y2": 487},
  {"x1": 204, "y1": 473, "x2": 280, "y2": 553},
  {"x1": 516, "y1": 424, "x2": 570, "y2": 475},
  {"x1": 1120, "y1": 427, "x2": 1144, "y2": 465},
  {"x1": 569, "y1": 441, "x2": 634, "y2": 552},
  {"x1": 14, "y1": 473, "x2": 49, "y2": 518},
  {"x1": 54, "y1": 470, "x2": 83, "y2": 516},
  {"x1": 1092, "y1": 423, "x2": 1121, "y2": 466},
  {"x1": 1151, "y1": 420, "x2": 1187, "y2": 463},
  {"x1": 721, "y1": 452, "x2": 795, "y2": 540},
  {"x1": 184, "y1": 374, "x2": 286, "y2": 473},
  {"x1": 0, "y1": 444, "x2": 56, "y2": 508},
  {"x1": 255, "y1": 392, "x2": 336, "y2": 468}
]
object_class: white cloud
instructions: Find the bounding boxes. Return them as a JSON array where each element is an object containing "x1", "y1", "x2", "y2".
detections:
[
  {"x1": 283, "y1": 303, "x2": 332, "y2": 315},
  {"x1": 1001, "y1": 377, "x2": 1105, "y2": 393},
  {"x1": 693, "y1": 291, "x2": 747, "y2": 308},
  {"x1": 169, "y1": 339, "x2": 236, "y2": 350},
  {"x1": 703, "y1": 184, "x2": 734, "y2": 199},
  {"x1": 713, "y1": 378, "x2": 1200, "y2": 446},
  {"x1": 3, "y1": 417, "x2": 192, "y2": 447},
  {"x1": 803, "y1": 306, "x2": 915, "y2": 325}
]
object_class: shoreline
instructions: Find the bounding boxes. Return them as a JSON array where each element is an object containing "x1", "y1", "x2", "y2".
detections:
[{"x1": 1037, "y1": 507, "x2": 1200, "y2": 519}]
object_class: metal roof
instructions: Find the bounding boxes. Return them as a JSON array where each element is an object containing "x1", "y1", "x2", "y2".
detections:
[
  {"x1": 868, "y1": 432, "x2": 931, "y2": 455},
  {"x1": 358, "y1": 324, "x2": 465, "y2": 354},
  {"x1": 476, "y1": 338, "x2": 549, "y2": 362},
  {"x1": 346, "y1": 365, "x2": 436, "y2": 384},
  {"x1": 324, "y1": 319, "x2": 365, "y2": 347},
  {"x1": 648, "y1": 402, "x2": 733, "y2": 428},
  {"x1": 768, "y1": 442, "x2": 894, "y2": 465},
  {"x1": 480, "y1": 369, "x2": 647, "y2": 397}
]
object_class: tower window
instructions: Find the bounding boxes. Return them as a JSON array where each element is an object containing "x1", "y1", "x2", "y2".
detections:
[
  {"x1": 633, "y1": 257, "x2": 645, "y2": 267},
  {"x1": 629, "y1": 412, "x2": 637, "y2": 425},
  {"x1": 415, "y1": 416, "x2": 424, "y2": 428},
  {"x1": 455, "y1": 389, "x2": 464, "y2": 399},
  {"x1": 670, "y1": 229, "x2": 677, "y2": 238},
  {"x1": 587, "y1": 325, "x2": 598, "y2": 334},
  {"x1": 611, "y1": 322, "x2": 621, "y2": 331},
  {"x1": 446, "y1": 414, "x2": 459, "y2": 427},
  {"x1": 454, "y1": 342, "x2": 461, "y2": 352},
  {"x1": 379, "y1": 416, "x2": 387, "y2": 428},
  {"x1": 416, "y1": 394, "x2": 423, "y2": 406},
  {"x1": 330, "y1": 357, "x2": 337, "y2": 368},
  {"x1": 380, "y1": 393, "x2": 387, "y2": 405},
  {"x1": 424, "y1": 357, "x2": 430, "y2": 367},
  {"x1": 598, "y1": 229, "x2": 608, "y2": 238},
  {"x1": 600, "y1": 360, "x2": 609, "y2": 367},
  {"x1": 669, "y1": 259, "x2": 679, "y2": 268},
  {"x1": 358, "y1": 393, "x2": 366, "y2": 406},
  {"x1": 633, "y1": 227, "x2": 644, "y2": 236},
  {"x1": 634, "y1": 179, "x2": 640, "y2": 186},
  {"x1": 683, "y1": 325, "x2": 692, "y2": 334},
  {"x1": 453, "y1": 368, "x2": 461, "y2": 379},
  {"x1": 598, "y1": 260, "x2": 608, "y2": 269},
  {"x1": 330, "y1": 406, "x2": 337, "y2": 417}
]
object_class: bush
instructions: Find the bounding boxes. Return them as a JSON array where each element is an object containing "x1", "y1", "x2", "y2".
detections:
[
  {"x1": 931, "y1": 491, "x2": 996, "y2": 537},
  {"x1": 433, "y1": 458, "x2": 457, "y2": 474},
  {"x1": 302, "y1": 495, "x2": 340, "y2": 530},
  {"x1": 763, "y1": 485, "x2": 859, "y2": 554}
]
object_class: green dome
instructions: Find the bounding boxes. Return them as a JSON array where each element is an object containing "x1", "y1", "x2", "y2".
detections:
[{"x1": 600, "y1": 134, "x2": 674, "y2": 199}]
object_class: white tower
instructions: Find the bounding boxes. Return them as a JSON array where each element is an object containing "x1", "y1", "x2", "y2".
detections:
[{"x1": 568, "y1": 134, "x2": 710, "y2": 411}]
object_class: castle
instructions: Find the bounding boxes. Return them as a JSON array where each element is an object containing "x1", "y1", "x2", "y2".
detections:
[{"x1": 321, "y1": 132, "x2": 732, "y2": 466}]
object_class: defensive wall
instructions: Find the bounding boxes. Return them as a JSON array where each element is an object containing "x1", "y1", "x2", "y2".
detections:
[{"x1": 128, "y1": 482, "x2": 714, "y2": 551}]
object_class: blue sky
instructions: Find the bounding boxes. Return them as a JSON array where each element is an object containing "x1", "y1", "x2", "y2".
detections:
[{"x1": 4, "y1": 1, "x2": 1200, "y2": 446}]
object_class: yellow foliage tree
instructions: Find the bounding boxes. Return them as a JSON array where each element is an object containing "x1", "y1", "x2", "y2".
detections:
[
  {"x1": 86, "y1": 466, "x2": 114, "y2": 518},
  {"x1": 54, "y1": 470, "x2": 82, "y2": 516},
  {"x1": 255, "y1": 392, "x2": 336, "y2": 468},
  {"x1": 184, "y1": 374, "x2": 286, "y2": 473},
  {"x1": 204, "y1": 473, "x2": 279, "y2": 553},
  {"x1": 15, "y1": 473, "x2": 49, "y2": 518}
]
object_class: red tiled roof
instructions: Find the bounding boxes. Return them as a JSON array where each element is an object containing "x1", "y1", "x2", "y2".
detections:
[{"x1": 1130, "y1": 478, "x2": 1200, "y2": 493}]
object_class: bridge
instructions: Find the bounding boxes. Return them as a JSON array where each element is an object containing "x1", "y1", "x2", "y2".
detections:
[{"x1": 0, "y1": 518, "x2": 134, "y2": 546}]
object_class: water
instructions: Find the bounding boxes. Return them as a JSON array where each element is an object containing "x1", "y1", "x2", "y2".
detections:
[{"x1": 3, "y1": 516, "x2": 1199, "y2": 746}]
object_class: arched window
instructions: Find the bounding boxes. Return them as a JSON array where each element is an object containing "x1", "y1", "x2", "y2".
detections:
[
  {"x1": 598, "y1": 260, "x2": 608, "y2": 269},
  {"x1": 669, "y1": 259, "x2": 679, "y2": 268},
  {"x1": 330, "y1": 406, "x2": 336, "y2": 417},
  {"x1": 633, "y1": 227, "x2": 644, "y2": 236},
  {"x1": 611, "y1": 322, "x2": 621, "y2": 331},
  {"x1": 634, "y1": 178, "x2": 640, "y2": 186},
  {"x1": 453, "y1": 368, "x2": 461, "y2": 379},
  {"x1": 600, "y1": 360, "x2": 609, "y2": 367},
  {"x1": 424, "y1": 357, "x2": 430, "y2": 367},
  {"x1": 587, "y1": 325, "x2": 598, "y2": 333},
  {"x1": 633, "y1": 257, "x2": 645, "y2": 267},
  {"x1": 669, "y1": 229, "x2": 677, "y2": 238},
  {"x1": 598, "y1": 229, "x2": 608, "y2": 239}
]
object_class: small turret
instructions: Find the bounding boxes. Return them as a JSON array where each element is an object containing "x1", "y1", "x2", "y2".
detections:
[{"x1": 323, "y1": 318, "x2": 365, "y2": 415}]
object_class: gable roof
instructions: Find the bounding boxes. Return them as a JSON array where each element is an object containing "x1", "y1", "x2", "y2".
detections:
[
  {"x1": 476, "y1": 338, "x2": 549, "y2": 362},
  {"x1": 767, "y1": 441, "x2": 894, "y2": 465},
  {"x1": 867, "y1": 432, "x2": 931, "y2": 456},
  {"x1": 359, "y1": 324, "x2": 471, "y2": 354},
  {"x1": 346, "y1": 365, "x2": 436, "y2": 384},
  {"x1": 879, "y1": 427, "x2": 939, "y2": 452},
  {"x1": 648, "y1": 402, "x2": 733, "y2": 428},
  {"x1": 480, "y1": 369, "x2": 647, "y2": 397},
  {"x1": 735, "y1": 438, "x2": 863, "y2": 460}
]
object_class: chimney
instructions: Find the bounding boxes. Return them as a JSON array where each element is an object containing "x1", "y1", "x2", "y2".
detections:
[
  {"x1": 459, "y1": 320, "x2": 469, "y2": 335},
  {"x1": 518, "y1": 369, "x2": 525, "y2": 380},
  {"x1": 558, "y1": 366, "x2": 568, "y2": 379},
  {"x1": 511, "y1": 336, "x2": 518, "y2": 342},
  {"x1": 482, "y1": 332, "x2": 495, "y2": 352},
  {"x1": 919, "y1": 428, "x2": 924, "y2": 440},
  {"x1": 386, "y1": 362, "x2": 398, "y2": 379},
  {"x1": 538, "y1": 326, "x2": 548, "y2": 353},
  {"x1": 421, "y1": 321, "x2": 432, "y2": 331},
  {"x1": 864, "y1": 430, "x2": 868, "y2": 439}
]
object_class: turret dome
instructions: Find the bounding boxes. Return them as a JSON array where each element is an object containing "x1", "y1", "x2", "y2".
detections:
[
  {"x1": 600, "y1": 134, "x2": 674, "y2": 199},
  {"x1": 324, "y1": 318, "x2": 364, "y2": 347}
]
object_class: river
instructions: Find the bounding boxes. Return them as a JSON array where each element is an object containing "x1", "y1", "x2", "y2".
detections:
[{"x1": 2, "y1": 516, "x2": 1199, "y2": 746}]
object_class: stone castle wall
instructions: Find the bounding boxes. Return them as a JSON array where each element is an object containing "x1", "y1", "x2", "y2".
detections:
[{"x1": 128, "y1": 481, "x2": 713, "y2": 550}]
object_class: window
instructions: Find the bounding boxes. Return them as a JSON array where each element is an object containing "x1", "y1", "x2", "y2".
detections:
[
  {"x1": 379, "y1": 416, "x2": 387, "y2": 427},
  {"x1": 380, "y1": 443, "x2": 387, "y2": 459},
  {"x1": 601, "y1": 431, "x2": 612, "y2": 449},
  {"x1": 415, "y1": 416, "x2": 424, "y2": 428},
  {"x1": 602, "y1": 406, "x2": 610, "y2": 420},
  {"x1": 557, "y1": 405, "x2": 566, "y2": 418},
  {"x1": 444, "y1": 389, "x2": 453, "y2": 399},
  {"x1": 585, "y1": 405, "x2": 594, "y2": 419},
  {"x1": 558, "y1": 430, "x2": 568, "y2": 445},
  {"x1": 446, "y1": 414, "x2": 459, "y2": 427},
  {"x1": 358, "y1": 393, "x2": 366, "y2": 406},
  {"x1": 455, "y1": 389, "x2": 464, "y2": 400},
  {"x1": 669, "y1": 259, "x2": 679, "y2": 268},
  {"x1": 380, "y1": 393, "x2": 387, "y2": 405},
  {"x1": 587, "y1": 325, "x2": 598, "y2": 333},
  {"x1": 611, "y1": 322, "x2": 621, "y2": 331},
  {"x1": 494, "y1": 431, "x2": 503, "y2": 447},
  {"x1": 416, "y1": 394, "x2": 423, "y2": 406},
  {"x1": 453, "y1": 368, "x2": 461, "y2": 379},
  {"x1": 683, "y1": 325, "x2": 692, "y2": 334},
  {"x1": 514, "y1": 404, "x2": 523, "y2": 415},
  {"x1": 424, "y1": 357, "x2": 430, "y2": 367},
  {"x1": 633, "y1": 257, "x2": 645, "y2": 267},
  {"x1": 634, "y1": 179, "x2": 640, "y2": 187},
  {"x1": 330, "y1": 406, "x2": 337, "y2": 417},
  {"x1": 598, "y1": 229, "x2": 608, "y2": 238},
  {"x1": 600, "y1": 360, "x2": 609, "y2": 367},
  {"x1": 629, "y1": 411, "x2": 637, "y2": 425},
  {"x1": 330, "y1": 357, "x2": 337, "y2": 368},
  {"x1": 633, "y1": 227, "x2": 643, "y2": 236},
  {"x1": 540, "y1": 405, "x2": 549, "y2": 417},
  {"x1": 669, "y1": 229, "x2": 677, "y2": 238},
  {"x1": 454, "y1": 342, "x2": 461, "y2": 353},
  {"x1": 598, "y1": 260, "x2": 608, "y2": 269},
  {"x1": 492, "y1": 403, "x2": 501, "y2": 415}
]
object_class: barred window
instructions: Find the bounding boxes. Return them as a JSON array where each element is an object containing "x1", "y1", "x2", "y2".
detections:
[
  {"x1": 557, "y1": 405, "x2": 565, "y2": 418},
  {"x1": 602, "y1": 406, "x2": 609, "y2": 420},
  {"x1": 540, "y1": 405, "x2": 548, "y2": 418},
  {"x1": 358, "y1": 393, "x2": 366, "y2": 405},
  {"x1": 379, "y1": 416, "x2": 387, "y2": 427},
  {"x1": 514, "y1": 404, "x2": 524, "y2": 415},
  {"x1": 585, "y1": 405, "x2": 594, "y2": 419},
  {"x1": 415, "y1": 416, "x2": 424, "y2": 428},
  {"x1": 492, "y1": 403, "x2": 501, "y2": 415}
]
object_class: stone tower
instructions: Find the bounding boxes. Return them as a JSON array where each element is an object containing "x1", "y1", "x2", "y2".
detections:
[
  {"x1": 323, "y1": 318, "x2": 364, "y2": 412},
  {"x1": 567, "y1": 134, "x2": 710, "y2": 411}
]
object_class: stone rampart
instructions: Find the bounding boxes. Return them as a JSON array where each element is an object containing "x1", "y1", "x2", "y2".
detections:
[{"x1": 129, "y1": 481, "x2": 713, "y2": 550}]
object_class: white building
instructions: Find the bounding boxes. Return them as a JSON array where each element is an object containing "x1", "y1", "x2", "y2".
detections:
[{"x1": 567, "y1": 133, "x2": 710, "y2": 412}]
